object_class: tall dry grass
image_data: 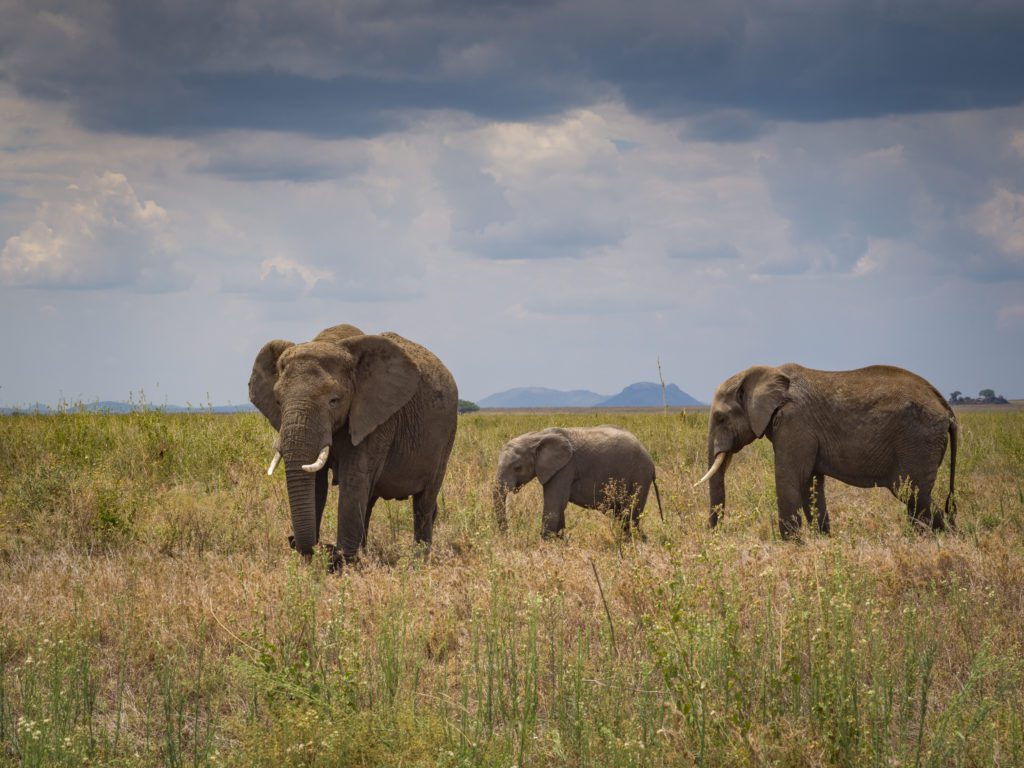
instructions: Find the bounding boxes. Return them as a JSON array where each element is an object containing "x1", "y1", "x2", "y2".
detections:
[{"x1": 1, "y1": 407, "x2": 1022, "y2": 766}]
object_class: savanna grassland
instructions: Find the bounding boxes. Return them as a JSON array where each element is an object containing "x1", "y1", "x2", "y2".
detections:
[{"x1": 1, "y1": 407, "x2": 1023, "y2": 767}]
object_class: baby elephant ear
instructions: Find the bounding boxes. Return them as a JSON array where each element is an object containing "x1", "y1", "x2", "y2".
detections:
[
  {"x1": 347, "y1": 335, "x2": 420, "y2": 446},
  {"x1": 535, "y1": 432, "x2": 574, "y2": 484},
  {"x1": 249, "y1": 339, "x2": 294, "y2": 430},
  {"x1": 744, "y1": 367, "x2": 790, "y2": 438}
]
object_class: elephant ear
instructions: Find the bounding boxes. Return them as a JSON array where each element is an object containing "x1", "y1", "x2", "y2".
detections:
[
  {"x1": 249, "y1": 339, "x2": 294, "y2": 431},
  {"x1": 535, "y1": 432, "x2": 574, "y2": 484},
  {"x1": 743, "y1": 367, "x2": 791, "y2": 438},
  {"x1": 347, "y1": 335, "x2": 420, "y2": 446}
]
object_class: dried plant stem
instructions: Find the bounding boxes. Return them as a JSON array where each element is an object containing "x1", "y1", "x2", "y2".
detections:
[{"x1": 589, "y1": 557, "x2": 617, "y2": 655}]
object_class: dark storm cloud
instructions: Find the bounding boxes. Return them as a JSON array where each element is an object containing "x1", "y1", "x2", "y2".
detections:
[
  {"x1": 682, "y1": 110, "x2": 767, "y2": 143},
  {"x1": 593, "y1": 1, "x2": 1024, "y2": 123},
  {"x1": 4, "y1": 1, "x2": 1024, "y2": 139},
  {"x1": 65, "y1": 71, "x2": 590, "y2": 138}
]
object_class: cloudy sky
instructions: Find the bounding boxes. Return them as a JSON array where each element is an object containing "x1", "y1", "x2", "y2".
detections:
[{"x1": 2, "y1": 0, "x2": 1024, "y2": 407}]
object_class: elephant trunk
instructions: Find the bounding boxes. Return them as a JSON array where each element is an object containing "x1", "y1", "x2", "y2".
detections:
[
  {"x1": 279, "y1": 400, "x2": 327, "y2": 463},
  {"x1": 493, "y1": 483, "x2": 508, "y2": 532},
  {"x1": 707, "y1": 437, "x2": 728, "y2": 528},
  {"x1": 285, "y1": 463, "x2": 318, "y2": 554},
  {"x1": 278, "y1": 401, "x2": 332, "y2": 555}
]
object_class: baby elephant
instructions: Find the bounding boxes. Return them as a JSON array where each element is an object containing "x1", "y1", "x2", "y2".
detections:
[{"x1": 493, "y1": 426, "x2": 662, "y2": 537}]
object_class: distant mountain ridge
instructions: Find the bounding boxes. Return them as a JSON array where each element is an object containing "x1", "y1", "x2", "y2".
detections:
[
  {"x1": 478, "y1": 382, "x2": 703, "y2": 408},
  {"x1": 478, "y1": 387, "x2": 608, "y2": 408},
  {"x1": 599, "y1": 382, "x2": 702, "y2": 407},
  {"x1": 0, "y1": 402, "x2": 255, "y2": 415}
]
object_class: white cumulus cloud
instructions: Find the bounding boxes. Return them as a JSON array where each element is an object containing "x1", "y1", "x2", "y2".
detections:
[
  {"x1": 0, "y1": 171, "x2": 186, "y2": 290},
  {"x1": 974, "y1": 187, "x2": 1024, "y2": 257}
]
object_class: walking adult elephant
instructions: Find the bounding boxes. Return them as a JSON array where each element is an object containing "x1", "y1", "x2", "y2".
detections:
[
  {"x1": 249, "y1": 324, "x2": 458, "y2": 567},
  {"x1": 695, "y1": 364, "x2": 958, "y2": 537}
]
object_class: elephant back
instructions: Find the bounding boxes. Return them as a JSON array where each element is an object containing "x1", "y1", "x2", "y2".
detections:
[{"x1": 379, "y1": 332, "x2": 458, "y2": 403}]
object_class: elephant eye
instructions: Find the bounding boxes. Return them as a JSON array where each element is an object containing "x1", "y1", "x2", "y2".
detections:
[{"x1": 329, "y1": 397, "x2": 341, "y2": 406}]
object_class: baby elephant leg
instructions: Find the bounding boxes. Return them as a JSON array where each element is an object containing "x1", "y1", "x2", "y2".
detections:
[
  {"x1": 906, "y1": 475, "x2": 943, "y2": 531},
  {"x1": 540, "y1": 470, "x2": 572, "y2": 538},
  {"x1": 619, "y1": 482, "x2": 649, "y2": 539}
]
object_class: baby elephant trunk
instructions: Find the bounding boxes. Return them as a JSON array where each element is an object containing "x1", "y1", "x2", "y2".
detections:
[{"x1": 492, "y1": 483, "x2": 509, "y2": 532}]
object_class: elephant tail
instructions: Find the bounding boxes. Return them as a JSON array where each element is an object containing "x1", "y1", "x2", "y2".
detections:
[
  {"x1": 652, "y1": 476, "x2": 664, "y2": 521},
  {"x1": 944, "y1": 418, "x2": 958, "y2": 527}
]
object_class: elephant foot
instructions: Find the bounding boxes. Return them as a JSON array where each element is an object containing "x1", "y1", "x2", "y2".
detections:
[
  {"x1": 287, "y1": 534, "x2": 321, "y2": 551},
  {"x1": 909, "y1": 518, "x2": 940, "y2": 535},
  {"x1": 323, "y1": 543, "x2": 361, "y2": 573},
  {"x1": 324, "y1": 544, "x2": 343, "y2": 573},
  {"x1": 778, "y1": 525, "x2": 804, "y2": 542}
]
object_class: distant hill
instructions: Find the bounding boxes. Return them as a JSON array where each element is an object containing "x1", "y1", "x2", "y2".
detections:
[
  {"x1": 597, "y1": 382, "x2": 701, "y2": 407},
  {"x1": 478, "y1": 382, "x2": 703, "y2": 409},
  {"x1": 1, "y1": 402, "x2": 256, "y2": 415},
  {"x1": 478, "y1": 387, "x2": 608, "y2": 409}
]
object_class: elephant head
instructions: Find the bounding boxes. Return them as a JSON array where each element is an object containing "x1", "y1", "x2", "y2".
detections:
[
  {"x1": 697, "y1": 366, "x2": 790, "y2": 526},
  {"x1": 249, "y1": 331, "x2": 419, "y2": 554},
  {"x1": 493, "y1": 430, "x2": 574, "y2": 531}
]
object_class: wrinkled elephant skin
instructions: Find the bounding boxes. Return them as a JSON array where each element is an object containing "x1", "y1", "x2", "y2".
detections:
[{"x1": 250, "y1": 324, "x2": 458, "y2": 566}]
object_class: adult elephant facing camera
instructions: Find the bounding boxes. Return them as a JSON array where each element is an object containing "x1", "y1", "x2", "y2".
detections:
[
  {"x1": 695, "y1": 364, "x2": 958, "y2": 538},
  {"x1": 249, "y1": 324, "x2": 458, "y2": 566}
]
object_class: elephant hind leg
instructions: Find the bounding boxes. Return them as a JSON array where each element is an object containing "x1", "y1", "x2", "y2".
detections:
[
  {"x1": 617, "y1": 483, "x2": 647, "y2": 532},
  {"x1": 362, "y1": 496, "x2": 378, "y2": 550},
  {"x1": 616, "y1": 502, "x2": 637, "y2": 534},
  {"x1": 413, "y1": 439, "x2": 455, "y2": 548},
  {"x1": 413, "y1": 490, "x2": 438, "y2": 546},
  {"x1": 895, "y1": 466, "x2": 944, "y2": 532},
  {"x1": 907, "y1": 480, "x2": 944, "y2": 531},
  {"x1": 801, "y1": 473, "x2": 829, "y2": 534}
]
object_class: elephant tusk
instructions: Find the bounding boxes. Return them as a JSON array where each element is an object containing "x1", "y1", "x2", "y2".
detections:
[
  {"x1": 694, "y1": 452, "x2": 728, "y2": 487},
  {"x1": 267, "y1": 451, "x2": 282, "y2": 475},
  {"x1": 302, "y1": 445, "x2": 330, "y2": 473},
  {"x1": 266, "y1": 436, "x2": 282, "y2": 475}
]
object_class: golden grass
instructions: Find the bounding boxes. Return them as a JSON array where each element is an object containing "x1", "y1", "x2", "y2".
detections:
[{"x1": 1, "y1": 408, "x2": 1022, "y2": 766}]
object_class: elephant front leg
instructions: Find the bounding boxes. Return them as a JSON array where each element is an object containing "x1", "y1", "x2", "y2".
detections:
[
  {"x1": 540, "y1": 469, "x2": 572, "y2": 538},
  {"x1": 772, "y1": 436, "x2": 818, "y2": 540},
  {"x1": 335, "y1": 479, "x2": 372, "y2": 565},
  {"x1": 774, "y1": 464, "x2": 809, "y2": 540}
]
